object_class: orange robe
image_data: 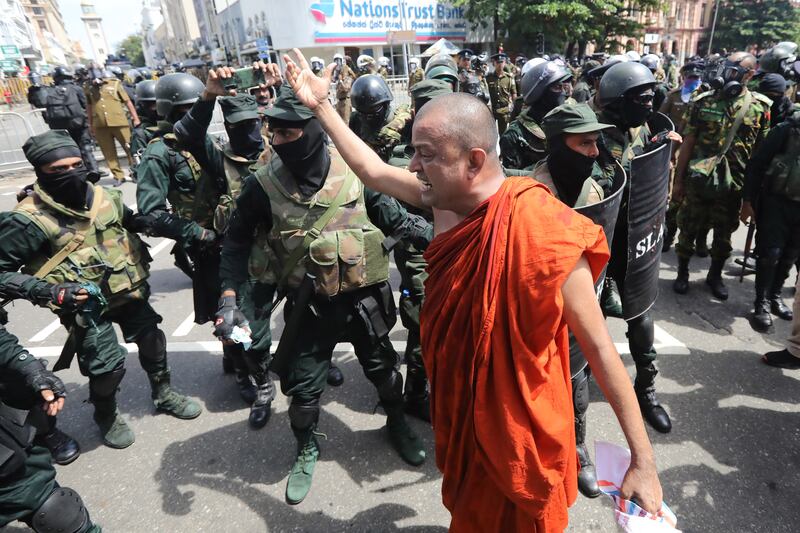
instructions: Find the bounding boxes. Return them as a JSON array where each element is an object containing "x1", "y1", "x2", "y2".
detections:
[{"x1": 422, "y1": 177, "x2": 609, "y2": 532}]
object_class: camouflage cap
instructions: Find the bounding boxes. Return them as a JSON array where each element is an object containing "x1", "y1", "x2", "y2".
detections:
[
  {"x1": 410, "y1": 79, "x2": 453, "y2": 101},
  {"x1": 262, "y1": 84, "x2": 315, "y2": 123},
  {"x1": 541, "y1": 103, "x2": 614, "y2": 139},
  {"x1": 219, "y1": 94, "x2": 260, "y2": 123},
  {"x1": 22, "y1": 130, "x2": 80, "y2": 167}
]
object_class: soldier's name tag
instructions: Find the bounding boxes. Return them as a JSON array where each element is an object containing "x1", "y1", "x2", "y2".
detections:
[{"x1": 698, "y1": 107, "x2": 725, "y2": 122}]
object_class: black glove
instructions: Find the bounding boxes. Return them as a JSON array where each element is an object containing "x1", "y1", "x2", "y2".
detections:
[
  {"x1": 401, "y1": 214, "x2": 434, "y2": 251},
  {"x1": 46, "y1": 282, "x2": 85, "y2": 311},
  {"x1": 195, "y1": 228, "x2": 218, "y2": 251},
  {"x1": 645, "y1": 130, "x2": 672, "y2": 153},
  {"x1": 127, "y1": 213, "x2": 156, "y2": 234},
  {"x1": 18, "y1": 357, "x2": 67, "y2": 398},
  {"x1": 213, "y1": 294, "x2": 248, "y2": 340}
]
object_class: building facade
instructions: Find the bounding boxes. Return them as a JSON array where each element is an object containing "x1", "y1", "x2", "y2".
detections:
[
  {"x1": 0, "y1": 0, "x2": 41, "y2": 70},
  {"x1": 21, "y1": 0, "x2": 73, "y2": 67},
  {"x1": 629, "y1": 0, "x2": 712, "y2": 63},
  {"x1": 142, "y1": 0, "x2": 165, "y2": 67},
  {"x1": 159, "y1": 0, "x2": 202, "y2": 63}
]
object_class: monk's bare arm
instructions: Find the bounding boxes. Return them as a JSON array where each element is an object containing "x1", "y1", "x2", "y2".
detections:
[
  {"x1": 315, "y1": 101, "x2": 423, "y2": 207},
  {"x1": 562, "y1": 257, "x2": 663, "y2": 514},
  {"x1": 282, "y1": 48, "x2": 422, "y2": 208}
]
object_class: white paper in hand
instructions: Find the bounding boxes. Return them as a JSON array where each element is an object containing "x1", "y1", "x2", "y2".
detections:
[
  {"x1": 595, "y1": 441, "x2": 681, "y2": 533},
  {"x1": 230, "y1": 325, "x2": 252, "y2": 351}
]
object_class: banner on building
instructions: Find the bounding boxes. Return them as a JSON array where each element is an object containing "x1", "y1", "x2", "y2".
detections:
[{"x1": 309, "y1": 0, "x2": 468, "y2": 44}]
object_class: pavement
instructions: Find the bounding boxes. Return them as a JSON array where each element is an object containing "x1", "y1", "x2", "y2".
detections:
[{"x1": 0, "y1": 167, "x2": 798, "y2": 532}]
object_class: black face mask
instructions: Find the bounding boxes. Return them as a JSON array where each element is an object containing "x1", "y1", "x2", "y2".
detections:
[
  {"x1": 36, "y1": 166, "x2": 90, "y2": 210},
  {"x1": 531, "y1": 89, "x2": 567, "y2": 122},
  {"x1": 547, "y1": 137, "x2": 596, "y2": 207},
  {"x1": 227, "y1": 120, "x2": 264, "y2": 160},
  {"x1": 138, "y1": 104, "x2": 158, "y2": 124},
  {"x1": 620, "y1": 101, "x2": 653, "y2": 128},
  {"x1": 363, "y1": 103, "x2": 390, "y2": 130},
  {"x1": 771, "y1": 96, "x2": 792, "y2": 126},
  {"x1": 272, "y1": 119, "x2": 330, "y2": 197}
]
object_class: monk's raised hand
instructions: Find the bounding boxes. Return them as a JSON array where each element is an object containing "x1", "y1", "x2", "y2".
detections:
[
  {"x1": 619, "y1": 459, "x2": 662, "y2": 515},
  {"x1": 204, "y1": 66, "x2": 236, "y2": 99},
  {"x1": 283, "y1": 48, "x2": 334, "y2": 110}
]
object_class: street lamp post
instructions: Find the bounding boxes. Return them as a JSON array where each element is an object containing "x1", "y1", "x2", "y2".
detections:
[{"x1": 707, "y1": 0, "x2": 721, "y2": 55}]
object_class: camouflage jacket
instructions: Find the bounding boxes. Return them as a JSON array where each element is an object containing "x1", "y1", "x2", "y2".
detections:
[
  {"x1": 350, "y1": 106, "x2": 412, "y2": 162},
  {"x1": 499, "y1": 108, "x2": 547, "y2": 170},
  {"x1": 683, "y1": 89, "x2": 772, "y2": 190}
]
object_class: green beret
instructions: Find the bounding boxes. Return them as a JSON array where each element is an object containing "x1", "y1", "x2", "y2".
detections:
[
  {"x1": 263, "y1": 84, "x2": 315, "y2": 123},
  {"x1": 541, "y1": 103, "x2": 614, "y2": 140},
  {"x1": 410, "y1": 79, "x2": 453, "y2": 101},
  {"x1": 219, "y1": 94, "x2": 260, "y2": 123},
  {"x1": 22, "y1": 130, "x2": 80, "y2": 168}
]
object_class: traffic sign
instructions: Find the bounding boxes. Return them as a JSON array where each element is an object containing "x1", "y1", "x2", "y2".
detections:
[
  {"x1": 0, "y1": 60, "x2": 19, "y2": 71},
  {"x1": 256, "y1": 38, "x2": 269, "y2": 52},
  {"x1": 387, "y1": 30, "x2": 416, "y2": 45}
]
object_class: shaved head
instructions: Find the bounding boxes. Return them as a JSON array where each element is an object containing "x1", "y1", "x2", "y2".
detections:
[
  {"x1": 728, "y1": 52, "x2": 757, "y2": 71},
  {"x1": 415, "y1": 93, "x2": 498, "y2": 155}
]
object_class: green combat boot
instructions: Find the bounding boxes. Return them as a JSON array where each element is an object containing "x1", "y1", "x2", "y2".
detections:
[
  {"x1": 93, "y1": 399, "x2": 135, "y2": 449},
  {"x1": 600, "y1": 277, "x2": 624, "y2": 318},
  {"x1": 385, "y1": 403, "x2": 426, "y2": 466},
  {"x1": 285, "y1": 427, "x2": 321, "y2": 505},
  {"x1": 147, "y1": 370, "x2": 202, "y2": 419}
]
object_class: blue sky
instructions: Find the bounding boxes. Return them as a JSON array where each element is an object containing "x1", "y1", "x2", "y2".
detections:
[{"x1": 60, "y1": 0, "x2": 143, "y2": 55}]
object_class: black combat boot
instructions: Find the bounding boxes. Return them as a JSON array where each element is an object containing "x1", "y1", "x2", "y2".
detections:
[
  {"x1": 601, "y1": 277, "x2": 624, "y2": 318},
  {"x1": 573, "y1": 370, "x2": 599, "y2": 498},
  {"x1": 751, "y1": 257, "x2": 776, "y2": 332},
  {"x1": 634, "y1": 363, "x2": 672, "y2": 434},
  {"x1": 286, "y1": 403, "x2": 321, "y2": 505},
  {"x1": 705, "y1": 258, "x2": 729, "y2": 300},
  {"x1": 249, "y1": 379, "x2": 275, "y2": 429},
  {"x1": 673, "y1": 256, "x2": 690, "y2": 294},
  {"x1": 35, "y1": 417, "x2": 81, "y2": 466},
  {"x1": 326, "y1": 365, "x2": 344, "y2": 387},
  {"x1": 769, "y1": 256, "x2": 796, "y2": 321},
  {"x1": 695, "y1": 232, "x2": 710, "y2": 258},
  {"x1": 404, "y1": 341, "x2": 431, "y2": 423},
  {"x1": 662, "y1": 225, "x2": 677, "y2": 253}
]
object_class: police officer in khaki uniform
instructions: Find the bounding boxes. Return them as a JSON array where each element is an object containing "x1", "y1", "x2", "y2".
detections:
[
  {"x1": 86, "y1": 68, "x2": 139, "y2": 185},
  {"x1": 485, "y1": 52, "x2": 517, "y2": 133},
  {"x1": 332, "y1": 53, "x2": 356, "y2": 124}
]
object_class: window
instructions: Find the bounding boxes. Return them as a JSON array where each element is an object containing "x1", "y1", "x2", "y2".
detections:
[
  {"x1": 82, "y1": 6, "x2": 92, "y2": 14},
  {"x1": 32, "y1": 7, "x2": 43, "y2": 15},
  {"x1": 700, "y1": 3, "x2": 707, "y2": 27},
  {"x1": 37, "y1": 20, "x2": 46, "y2": 31},
  {"x1": 98, "y1": 48, "x2": 104, "y2": 54},
  {"x1": 90, "y1": 22, "x2": 98, "y2": 29}
]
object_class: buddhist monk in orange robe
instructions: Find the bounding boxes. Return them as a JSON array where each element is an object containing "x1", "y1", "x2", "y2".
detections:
[{"x1": 283, "y1": 50, "x2": 663, "y2": 532}]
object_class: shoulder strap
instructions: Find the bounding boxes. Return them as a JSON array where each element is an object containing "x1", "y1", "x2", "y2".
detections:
[
  {"x1": 277, "y1": 171, "x2": 357, "y2": 288},
  {"x1": 720, "y1": 91, "x2": 753, "y2": 157},
  {"x1": 33, "y1": 186, "x2": 104, "y2": 280}
]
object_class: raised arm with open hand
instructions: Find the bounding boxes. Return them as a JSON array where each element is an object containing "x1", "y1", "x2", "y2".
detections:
[{"x1": 282, "y1": 48, "x2": 423, "y2": 209}]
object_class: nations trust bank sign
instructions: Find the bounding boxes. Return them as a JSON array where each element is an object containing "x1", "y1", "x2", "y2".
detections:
[{"x1": 309, "y1": 0, "x2": 468, "y2": 43}]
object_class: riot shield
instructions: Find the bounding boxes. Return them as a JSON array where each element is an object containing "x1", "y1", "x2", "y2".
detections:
[
  {"x1": 622, "y1": 112, "x2": 674, "y2": 321},
  {"x1": 569, "y1": 163, "x2": 626, "y2": 377}
]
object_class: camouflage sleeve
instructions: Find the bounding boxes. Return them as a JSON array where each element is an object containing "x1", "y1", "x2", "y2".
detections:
[
  {"x1": 0, "y1": 213, "x2": 51, "y2": 303},
  {"x1": 682, "y1": 99, "x2": 700, "y2": 138}
]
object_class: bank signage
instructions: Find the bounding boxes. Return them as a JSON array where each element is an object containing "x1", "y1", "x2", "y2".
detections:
[{"x1": 310, "y1": 0, "x2": 468, "y2": 43}]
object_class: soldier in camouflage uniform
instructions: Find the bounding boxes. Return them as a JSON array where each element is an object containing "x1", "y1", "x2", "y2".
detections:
[
  {"x1": 500, "y1": 60, "x2": 572, "y2": 170},
  {"x1": 596, "y1": 62, "x2": 679, "y2": 435},
  {"x1": 0, "y1": 320, "x2": 102, "y2": 532},
  {"x1": 215, "y1": 85, "x2": 429, "y2": 505},
  {"x1": 659, "y1": 61, "x2": 705, "y2": 253},
  {"x1": 349, "y1": 75, "x2": 412, "y2": 161},
  {"x1": 0, "y1": 130, "x2": 201, "y2": 450},
  {"x1": 672, "y1": 53, "x2": 772, "y2": 301},
  {"x1": 486, "y1": 52, "x2": 517, "y2": 133}
]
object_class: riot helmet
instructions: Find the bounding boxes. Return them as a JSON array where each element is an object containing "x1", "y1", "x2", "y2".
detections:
[
  {"x1": 109, "y1": 66, "x2": 124, "y2": 80},
  {"x1": 758, "y1": 42, "x2": 798, "y2": 76},
  {"x1": 378, "y1": 56, "x2": 390, "y2": 67},
  {"x1": 135, "y1": 79, "x2": 157, "y2": 102},
  {"x1": 155, "y1": 72, "x2": 204, "y2": 120},
  {"x1": 408, "y1": 57, "x2": 419, "y2": 70},
  {"x1": 425, "y1": 65, "x2": 459, "y2": 91},
  {"x1": 351, "y1": 74, "x2": 393, "y2": 127},
  {"x1": 356, "y1": 54, "x2": 376, "y2": 74},
  {"x1": 522, "y1": 60, "x2": 571, "y2": 106},
  {"x1": 333, "y1": 53, "x2": 344, "y2": 66},
  {"x1": 520, "y1": 57, "x2": 547, "y2": 77},
  {"x1": 126, "y1": 69, "x2": 144, "y2": 85},
  {"x1": 588, "y1": 54, "x2": 628, "y2": 81},
  {"x1": 52, "y1": 66, "x2": 74, "y2": 82},
  {"x1": 515, "y1": 56, "x2": 528, "y2": 68},
  {"x1": 640, "y1": 54, "x2": 660, "y2": 73},
  {"x1": 625, "y1": 50, "x2": 641, "y2": 62},
  {"x1": 310, "y1": 56, "x2": 325, "y2": 74},
  {"x1": 425, "y1": 53, "x2": 458, "y2": 74},
  {"x1": 138, "y1": 67, "x2": 153, "y2": 80},
  {"x1": 598, "y1": 62, "x2": 657, "y2": 128}
]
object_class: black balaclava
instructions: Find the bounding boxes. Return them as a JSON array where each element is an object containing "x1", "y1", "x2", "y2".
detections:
[
  {"x1": 270, "y1": 118, "x2": 330, "y2": 197},
  {"x1": 137, "y1": 103, "x2": 158, "y2": 125},
  {"x1": 607, "y1": 87, "x2": 654, "y2": 129},
  {"x1": 34, "y1": 146, "x2": 90, "y2": 210},
  {"x1": 770, "y1": 95, "x2": 792, "y2": 127},
  {"x1": 530, "y1": 83, "x2": 567, "y2": 122},
  {"x1": 547, "y1": 135, "x2": 595, "y2": 207},
  {"x1": 226, "y1": 119, "x2": 264, "y2": 160}
]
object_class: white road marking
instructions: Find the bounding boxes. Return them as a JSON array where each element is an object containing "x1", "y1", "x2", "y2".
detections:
[
  {"x1": 171, "y1": 312, "x2": 196, "y2": 337},
  {"x1": 29, "y1": 318, "x2": 62, "y2": 342},
  {"x1": 1, "y1": 191, "x2": 18, "y2": 196},
  {"x1": 148, "y1": 239, "x2": 172, "y2": 258}
]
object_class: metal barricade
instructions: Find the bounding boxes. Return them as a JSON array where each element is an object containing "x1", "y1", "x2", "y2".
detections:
[{"x1": 0, "y1": 111, "x2": 36, "y2": 172}]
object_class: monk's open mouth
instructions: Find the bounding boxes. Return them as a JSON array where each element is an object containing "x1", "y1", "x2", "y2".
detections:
[{"x1": 417, "y1": 175, "x2": 432, "y2": 192}]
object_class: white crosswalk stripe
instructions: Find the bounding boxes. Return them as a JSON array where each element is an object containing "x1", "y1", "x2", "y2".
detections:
[
  {"x1": 28, "y1": 318, "x2": 61, "y2": 342},
  {"x1": 171, "y1": 312, "x2": 196, "y2": 337}
]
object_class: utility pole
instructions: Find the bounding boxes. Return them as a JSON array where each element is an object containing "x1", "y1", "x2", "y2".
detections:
[{"x1": 707, "y1": 0, "x2": 721, "y2": 55}]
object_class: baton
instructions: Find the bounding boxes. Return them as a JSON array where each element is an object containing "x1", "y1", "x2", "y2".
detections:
[{"x1": 740, "y1": 222, "x2": 756, "y2": 283}]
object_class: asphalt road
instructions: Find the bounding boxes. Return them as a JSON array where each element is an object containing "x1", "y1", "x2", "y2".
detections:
[{"x1": 0, "y1": 167, "x2": 798, "y2": 533}]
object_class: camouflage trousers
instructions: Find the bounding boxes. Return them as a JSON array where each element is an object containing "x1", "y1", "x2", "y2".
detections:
[{"x1": 676, "y1": 183, "x2": 741, "y2": 261}]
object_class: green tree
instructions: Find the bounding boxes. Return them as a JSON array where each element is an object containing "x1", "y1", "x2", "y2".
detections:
[
  {"x1": 711, "y1": 0, "x2": 800, "y2": 53},
  {"x1": 116, "y1": 34, "x2": 145, "y2": 67},
  {"x1": 453, "y1": 0, "x2": 663, "y2": 56}
]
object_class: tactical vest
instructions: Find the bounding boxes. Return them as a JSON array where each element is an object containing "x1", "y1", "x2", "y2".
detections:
[
  {"x1": 249, "y1": 150, "x2": 390, "y2": 297},
  {"x1": 213, "y1": 146, "x2": 260, "y2": 233},
  {"x1": 365, "y1": 106, "x2": 412, "y2": 162},
  {"x1": 13, "y1": 185, "x2": 150, "y2": 304},
  {"x1": 766, "y1": 123, "x2": 800, "y2": 201},
  {"x1": 150, "y1": 133, "x2": 220, "y2": 229}
]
